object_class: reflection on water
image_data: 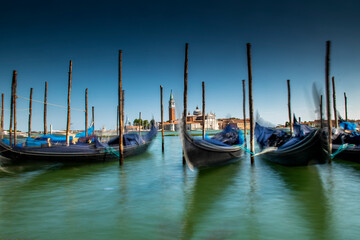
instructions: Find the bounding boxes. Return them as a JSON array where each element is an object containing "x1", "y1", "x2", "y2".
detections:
[
  {"x1": 1, "y1": 136, "x2": 360, "y2": 239},
  {"x1": 265, "y1": 163, "x2": 330, "y2": 239},
  {"x1": 182, "y1": 163, "x2": 242, "y2": 239}
]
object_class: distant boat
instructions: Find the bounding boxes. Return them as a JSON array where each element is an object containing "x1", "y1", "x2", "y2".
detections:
[
  {"x1": 255, "y1": 120, "x2": 328, "y2": 166},
  {"x1": 181, "y1": 124, "x2": 244, "y2": 170}
]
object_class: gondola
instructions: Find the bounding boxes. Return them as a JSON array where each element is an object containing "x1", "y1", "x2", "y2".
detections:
[
  {"x1": 331, "y1": 119, "x2": 360, "y2": 163},
  {"x1": 332, "y1": 144, "x2": 360, "y2": 163},
  {"x1": 255, "y1": 120, "x2": 328, "y2": 166},
  {"x1": 106, "y1": 125, "x2": 158, "y2": 158},
  {"x1": 0, "y1": 126, "x2": 157, "y2": 165},
  {"x1": 181, "y1": 125, "x2": 244, "y2": 170}
]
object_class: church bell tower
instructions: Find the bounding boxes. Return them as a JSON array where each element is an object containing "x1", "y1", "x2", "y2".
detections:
[{"x1": 169, "y1": 90, "x2": 175, "y2": 123}]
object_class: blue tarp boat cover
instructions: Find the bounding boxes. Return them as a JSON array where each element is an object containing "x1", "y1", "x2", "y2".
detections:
[
  {"x1": 339, "y1": 121, "x2": 357, "y2": 131},
  {"x1": 108, "y1": 125, "x2": 158, "y2": 146},
  {"x1": 24, "y1": 125, "x2": 94, "y2": 147},
  {"x1": 210, "y1": 125, "x2": 244, "y2": 146},
  {"x1": 332, "y1": 127, "x2": 360, "y2": 145},
  {"x1": 255, "y1": 121, "x2": 314, "y2": 149}
]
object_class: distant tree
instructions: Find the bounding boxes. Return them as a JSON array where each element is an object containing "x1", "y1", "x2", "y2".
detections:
[
  {"x1": 143, "y1": 120, "x2": 150, "y2": 129},
  {"x1": 150, "y1": 119, "x2": 155, "y2": 126},
  {"x1": 133, "y1": 119, "x2": 143, "y2": 126}
]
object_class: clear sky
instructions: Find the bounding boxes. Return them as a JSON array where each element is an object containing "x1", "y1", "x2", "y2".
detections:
[{"x1": 1, "y1": 0, "x2": 360, "y2": 131}]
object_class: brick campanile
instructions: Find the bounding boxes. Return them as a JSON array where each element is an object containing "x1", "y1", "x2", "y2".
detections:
[{"x1": 169, "y1": 90, "x2": 175, "y2": 123}]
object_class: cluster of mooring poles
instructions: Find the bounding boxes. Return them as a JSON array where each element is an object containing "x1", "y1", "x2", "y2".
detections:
[
  {"x1": 0, "y1": 41, "x2": 352, "y2": 167},
  {"x1": 177, "y1": 40, "x2": 346, "y2": 166},
  {"x1": 6, "y1": 60, "x2": 95, "y2": 147}
]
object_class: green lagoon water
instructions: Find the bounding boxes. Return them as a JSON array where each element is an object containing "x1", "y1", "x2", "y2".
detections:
[{"x1": 1, "y1": 134, "x2": 360, "y2": 239}]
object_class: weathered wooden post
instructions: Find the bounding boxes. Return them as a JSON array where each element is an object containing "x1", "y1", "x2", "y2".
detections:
[
  {"x1": 332, "y1": 76, "x2": 338, "y2": 128},
  {"x1": 0, "y1": 93, "x2": 3, "y2": 139},
  {"x1": 247, "y1": 43, "x2": 255, "y2": 164},
  {"x1": 44, "y1": 81, "x2": 48, "y2": 135},
  {"x1": 183, "y1": 43, "x2": 189, "y2": 165},
  {"x1": 242, "y1": 79, "x2": 247, "y2": 147},
  {"x1": 117, "y1": 105, "x2": 119, "y2": 135},
  {"x1": 85, "y1": 88, "x2": 88, "y2": 137},
  {"x1": 118, "y1": 50, "x2": 124, "y2": 165},
  {"x1": 13, "y1": 71, "x2": 17, "y2": 145},
  {"x1": 1, "y1": 94, "x2": 3, "y2": 138},
  {"x1": 287, "y1": 80, "x2": 293, "y2": 135},
  {"x1": 320, "y1": 95, "x2": 323, "y2": 129},
  {"x1": 139, "y1": 112, "x2": 141, "y2": 135},
  {"x1": 92, "y1": 106, "x2": 95, "y2": 130},
  {"x1": 202, "y1": 81, "x2": 205, "y2": 139},
  {"x1": 344, "y1": 92, "x2": 348, "y2": 121},
  {"x1": 325, "y1": 41, "x2": 332, "y2": 159},
  {"x1": 66, "y1": 60, "x2": 72, "y2": 146},
  {"x1": 0, "y1": 93, "x2": 4, "y2": 139},
  {"x1": 28, "y1": 88, "x2": 33, "y2": 137},
  {"x1": 9, "y1": 73, "x2": 14, "y2": 146},
  {"x1": 160, "y1": 85, "x2": 164, "y2": 153},
  {"x1": 122, "y1": 90, "x2": 125, "y2": 132}
]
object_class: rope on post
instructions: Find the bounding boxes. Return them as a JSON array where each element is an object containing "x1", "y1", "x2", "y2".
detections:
[{"x1": 17, "y1": 95, "x2": 85, "y2": 112}]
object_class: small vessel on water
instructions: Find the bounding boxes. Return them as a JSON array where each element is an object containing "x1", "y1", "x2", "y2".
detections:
[
  {"x1": 255, "y1": 119, "x2": 328, "y2": 166},
  {"x1": 332, "y1": 119, "x2": 360, "y2": 163},
  {"x1": 0, "y1": 126, "x2": 157, "y2": 165},
  {"x1": 181, "y1": 124, "x2": 244, "y2": 170}
]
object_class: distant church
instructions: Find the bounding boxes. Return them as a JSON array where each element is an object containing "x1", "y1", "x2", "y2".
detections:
[{"x1": 161, "y1": 90, "x2": 218, "y2": 131}]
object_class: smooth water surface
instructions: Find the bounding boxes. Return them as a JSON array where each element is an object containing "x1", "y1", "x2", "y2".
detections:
[{"x1": 1, "y1": 135, "x2": 360, "y2": 239}]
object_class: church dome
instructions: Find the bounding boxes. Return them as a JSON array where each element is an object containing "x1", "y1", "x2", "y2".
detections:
[{"x1": 193, "y1": 106, "x2": 201, "y2": 116}]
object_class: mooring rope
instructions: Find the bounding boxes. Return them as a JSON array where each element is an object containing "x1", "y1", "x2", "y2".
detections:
[
  {"x1": 17, "y1": 95, "x2": 85, "y2": 112},
  {"x1": 235, "y1": 145, "x2": 278, "y2": 156},
  {"x1": 331, "y1": 143, "x2": 353, "y2": 159},
  {"x1": 104, "y1": 145, "x2": 119, "y2": 158}
]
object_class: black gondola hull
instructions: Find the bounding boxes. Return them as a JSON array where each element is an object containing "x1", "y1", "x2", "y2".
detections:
[
  {"x1": 182, "y1": 129, "x2": 244, "y2": 169},
  {"x1": 0, "y1": 128, "x2": 157, "y2": 165},
  {"x1": 260, "y1": 130, "x2": 329, "y2": 166},
  {"x1": 332, "y1": 144, "x2": 360, "y2": 163}
]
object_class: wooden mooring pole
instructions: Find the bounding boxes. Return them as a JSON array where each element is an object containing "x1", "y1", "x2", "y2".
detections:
[
  {"x1": 242, "y1": 79, "x2": 247, "y2": 147},
  {"x1": 85, "y1": 88, "x2": 88, "y2": 137},
  {"x1": 139, "y1": 112, "x2": 141, "y2": 135},
  {"x1": 202, "y1": 81, "x2": 205, "y2": 139},
  {"x1": 9, "y1": 72, "x2": 14, "y2": 146},
  {"x1": 66, "y1": 60, "x2": 72, "y2": 146},
  {"x1": 320, "y1": 95, "x2": 323, "y2": 129},
  {"x1": 117, "y1": 105, "x2": 119, "y2": 135},
  {"x1": 44, "y1": 81, "x2": 48, "y2": 135},
  {"x1": 118, "y1": 50, "x2": 124, "y2": 165},
  {"x1": 325, "y1": 41, "x2": 332, "y2": 160},
  {"x1": 13, "y1": 71, "x2": 17, "y2": 145},
  {"x1": 0, "y1": 93, "x2": 3, "y2": 139},
  {"x1": 287, "y1": 80, "x2": 293, "y2": 135},
  {"x1": 92, "y1": 106, "x2": 95, "y2": 130},
  {"x1": 28, "y1": 88, "x2": 33, "y2": 137},
  {"x1": 183, "y1": 43, "x2": 188, "y2": 165},
  {"x1": 247, "y1": 43, "x2": 255, "y2": 164},
  {"x1": 332, "y1": 76, "x2": 338, "y2": 128},
  {"x1": 122, "y1": 90, "x2": 125, "y2": 132},
  {"x1": 344, "y1": 92, "x2": 348, "y2": 121},
  {"x1": 160, "y1": 85, "x2": 164, "y2": 153}
]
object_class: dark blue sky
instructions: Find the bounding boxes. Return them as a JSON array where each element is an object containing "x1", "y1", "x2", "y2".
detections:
[{"x1": 1, "y1": 0, "x2": 360, "y2": 131}]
